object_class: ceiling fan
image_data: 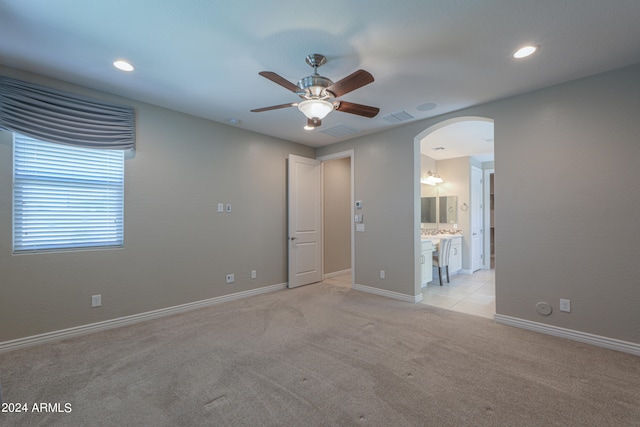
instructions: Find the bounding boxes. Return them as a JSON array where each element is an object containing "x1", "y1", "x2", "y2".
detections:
[{"x1": 251, "y1": 54, "x2": 379, "y2": 129}]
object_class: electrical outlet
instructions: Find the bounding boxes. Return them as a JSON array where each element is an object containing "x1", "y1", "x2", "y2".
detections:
[
  {"x1": 560, "y1": 298, "x2": 571, "y2": 312},
  {"x1": 91, "y1": 294, "x2": 101, "y2": 308},
  {"x1": 226, "y1": 274, "x2": 234, "y2": 283},
  {"x1": 251, "y1": 270, "x2": 257, "y2": 279},
  {"x1": 380, "y1": 270, "x2": 385, "y2": 279},
  {"x1": 226, "y1": 204, "x2": 232, "y2": 213}
]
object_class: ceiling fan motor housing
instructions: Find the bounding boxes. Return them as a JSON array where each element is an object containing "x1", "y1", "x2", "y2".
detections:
[{"x1": 297, "y1": 75, "x2": 334, "y2": 99}]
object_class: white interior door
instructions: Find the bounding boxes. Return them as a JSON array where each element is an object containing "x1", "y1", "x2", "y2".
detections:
[
  {"x1": 471, "y1": 165, "x2": 483, "y2": 272},
  {"x1": 288, "y1": 154, "x2": 322, "y2": 288}
]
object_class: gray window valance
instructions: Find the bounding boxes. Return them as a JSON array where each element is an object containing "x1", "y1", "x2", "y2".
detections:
[{"x1": 0, "y1": 75, "x2": 135, "y2": 150}]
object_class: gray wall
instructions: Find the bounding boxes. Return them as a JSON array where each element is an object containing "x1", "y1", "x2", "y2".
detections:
[
  {"x1": 317, "y1": 128, "x2": 418, "y2": 298},
  {"x1": 492, "y1": 64, "x2": 640, "y2": 342},
  {"x1": 2, "y1": 62, "x2": 639, "y2": 346},
  {"x1": 0, "y1": 66, "x2": 314, "y2": 342},
  {"x1": 318, "y1": 63, "x2": 640, "y2": 344},
  {"x1": 323, "y1": 158, "x2": 351, "y2": 275}
]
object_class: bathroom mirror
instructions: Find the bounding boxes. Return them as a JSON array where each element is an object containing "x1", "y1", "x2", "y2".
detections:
[
  {"x1": 439, "y1": 196, "x2": 458, "y2": 225},
  {"x1": 421, "y1": 184, "x2": 438, "y2": 226},
  {"x1": 421, "y1": 197, "x2": 437, "y2": 223},
  {"x1": 421, "y1": 191, "x2": 457, "y2": 226}
]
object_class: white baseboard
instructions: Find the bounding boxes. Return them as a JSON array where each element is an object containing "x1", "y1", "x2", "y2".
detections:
[
  {"x1": 0, "y1": 283, "x2": 287, "y2": 354},
  {"x1": 494, "y1": 314, "x2": 640, "y2": 356},
  {"x1": 354, "y1": 283, "x2": 423, "y2": 303},
  {"x1": 323, "y1": 269, "x2": 352, "y2": 279}
]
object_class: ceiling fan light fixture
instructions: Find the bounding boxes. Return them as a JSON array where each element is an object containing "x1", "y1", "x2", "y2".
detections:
[
  {"x1": 297, "y1": 99, "x2": 334, "y2": 120},
  {"x1": 304, "y1": 117, "x2": 321, "y2": 130}
]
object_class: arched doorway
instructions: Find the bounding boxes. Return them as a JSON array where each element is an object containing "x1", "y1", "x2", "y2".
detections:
[{"x1": 415, "y1": 116, "x2": 495, "y2": 318}]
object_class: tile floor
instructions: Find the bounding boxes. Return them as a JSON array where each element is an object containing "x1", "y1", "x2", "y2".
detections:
[
  {"x1": 420, "y1": 268, "x2": 495, "y2": 318},
  {"x1": 323, "y1": 269, "x2": 495, "y2": 319}
]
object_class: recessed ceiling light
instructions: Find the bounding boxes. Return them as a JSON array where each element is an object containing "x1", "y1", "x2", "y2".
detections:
[
  {"x1": 113, "y1": 60, "x2": 134, "y2": 72},
  {"x1": 513, "y1": 45, "x2": 538, "y2": 59}
]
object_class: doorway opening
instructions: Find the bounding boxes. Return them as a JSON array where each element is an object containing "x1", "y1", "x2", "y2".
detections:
[
  {"x1": 318, "y1": 150, "x2": 355, "y2": 288},
  {"x1": 415, "y1": 117, "x2": 495, "y2": 318}
]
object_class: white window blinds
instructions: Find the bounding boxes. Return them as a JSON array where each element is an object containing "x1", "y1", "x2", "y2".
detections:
[{"x1": 13, "y1": 133, "x2": 124, "y2": 253}]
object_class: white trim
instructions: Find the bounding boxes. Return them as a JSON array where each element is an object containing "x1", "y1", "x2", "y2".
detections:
[
  {"x1": 494, "y1": 314, "x2": 640, "y2": 356},
  {"x1": 354, "y1": 283, "x2": 423, "y2": 303},
  {"x1": 316, "y1": 149, "x2": 355, "y2": 162},
  {"x1": 323, "y1": 268, "x2": 352, "y2": 280},
  {"x1": 0, "y1": 283, "x2": 287, "y2": 353},
  {"x1": 483, "y1": 168, "x2": 494, "y2": 270}
]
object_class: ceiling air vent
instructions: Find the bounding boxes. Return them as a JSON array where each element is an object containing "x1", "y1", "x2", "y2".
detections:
[
  {"x1": 383, "y1": 110, "x2": 414, "y2": 123},
  {"x1": 319, "y1": 124, "x2": 360, "y2": 138}
]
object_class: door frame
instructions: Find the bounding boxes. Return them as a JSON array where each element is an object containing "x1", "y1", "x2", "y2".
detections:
[
  {"x1": 317, "y1": 150, "x2": 355, "y2": 286},
  {"x1": 471, "y1": 165, "x2": 483, "y2": 272},
  {"x1": 483, "y1": 168, "x2": 494, "y2": 270}
]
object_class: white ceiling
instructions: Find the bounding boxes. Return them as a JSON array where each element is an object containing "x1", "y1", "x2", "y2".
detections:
[
  {"x1": 1, "y1": 0, "x2": 640, "y2": 148},
  {"x1": 421, "y1": 119, "x2": 494, "y2": 162}
]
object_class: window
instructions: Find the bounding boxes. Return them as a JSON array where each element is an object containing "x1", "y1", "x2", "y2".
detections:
[{"x1": 13, "y1": 133, "x2": 124, "y2": 253}]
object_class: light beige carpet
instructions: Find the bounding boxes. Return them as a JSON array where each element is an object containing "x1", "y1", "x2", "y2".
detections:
[{"x1": 1, "y1": 280, "x2": 639, "y2": 426}]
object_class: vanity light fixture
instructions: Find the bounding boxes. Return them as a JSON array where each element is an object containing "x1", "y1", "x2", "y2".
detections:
[{"x1": 421, "y1": 171, "x2": 443, "y2": 185}]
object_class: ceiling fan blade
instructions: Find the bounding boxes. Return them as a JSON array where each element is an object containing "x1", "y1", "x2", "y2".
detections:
[
  {"x1": 250, "y1": 102, "x2": 297, "y2": 113},
  {"x1": 326, "y1": 69, "x2": 374, "y2": 97},
  {"x1": 335, "y1": 101, "x2": 379, "y2": 118},
  {"x1": 258, "y1": 71, "x2": 300, "y2": 93}
]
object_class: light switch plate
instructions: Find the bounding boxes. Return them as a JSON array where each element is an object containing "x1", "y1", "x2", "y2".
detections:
[{"x1": 91, "y1": 294, "x2": 101, "y2": 307}]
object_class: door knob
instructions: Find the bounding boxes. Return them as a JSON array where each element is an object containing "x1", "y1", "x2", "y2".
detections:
[{"x1": 290, "y1": 237, "x2": 298, "y2": 241}]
